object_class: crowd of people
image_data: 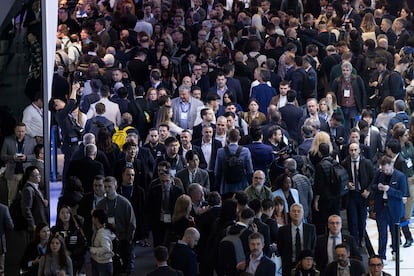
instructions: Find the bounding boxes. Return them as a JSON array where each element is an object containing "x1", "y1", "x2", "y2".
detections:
[{"x1": 3, "y1": 0, "x2": 414, "y2": 275}]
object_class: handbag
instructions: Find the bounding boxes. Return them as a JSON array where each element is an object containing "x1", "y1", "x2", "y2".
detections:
[{"x1": 270, "y1": 253, "x2": 282, "y2": 276}]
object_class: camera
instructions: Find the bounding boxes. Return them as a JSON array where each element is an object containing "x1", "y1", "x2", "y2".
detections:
[{"x1": 73, "y1": 71, "x2": 86, "y2": 86}]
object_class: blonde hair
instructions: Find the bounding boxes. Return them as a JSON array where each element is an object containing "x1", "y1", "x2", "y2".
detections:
[
  {"x1": 309, "y1": 131, "x2": 333, "y2": 155},
  {"x1": 361, "y1": 13, "x2": 377, "y2": 33},
  {"x1": 172, "y1": 194, "x2": 192, "y2": 222}
]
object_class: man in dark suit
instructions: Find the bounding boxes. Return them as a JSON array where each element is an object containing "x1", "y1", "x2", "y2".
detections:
[
  {"x1": 250, "y1": 69, "x2": 276, "y2": 116},
  {"x1": 176, "y1": 151, "x2": 210, "y2": 193},
  {"x1": 298, "y1": 98, "x2": 330, "y2": 138},
  {"x1": 21, "y1": 166, "x2": 48, "y2": 232},
  {"x1": 325, "y1": 243, "x2": 365, "y2": 276},
  {"x1": 147, "y1": 170, "x2": 183, "y2": 247},
  {"x1": 276, "y1": 203, "x2": 316, "y2": 276},
  {"x1": 114, "y1": 141, "x2": 146, "y2": 190},
  {"x1": 77, "y1": 175, "x2": 105, "y2": 244},
  {"x1": 341, "y1": 143, "x2": 375, "y2": 247},
  {"x1": 244, "y1": 127, "x2": 274, "y2": 176},
  {"x1": 67, "y1": 144, "x2": 104, "y2": 193},
  {"x1": 148, "y1": 246, "x2": 183, "y2": 276},
  {"x1": 339, "y1": 128, "x2": 371, "y2": 162},
  {"x1": 193, "y1": 125, "x2": 222, "y2": 187},
  {"x1": 71, "y1": 133, "x2": 111, "y2": 175},
  {"x1": 128, "y1": 85, "x2": 151, "y2": 140},
  {"x1": 208, "y1": 72, "x2": 237, "y2": 106},
  {"x1": 239, "y1": 232, "x2": 276, "y2": 275},
  {"x1": 359, "y1": 112, "x2": 383, "y2": 165},
  {"x1": 327, "y1": 112, "x2": 347, "y2": 150},
  {"x1": 223, "y1": 64, "x2": 244, "y2": 107},
  {"x1": 178, "y1": 130, "x2": 207, "y2": 170},
  {"x1": 192, "y1": 108, "x2": 216, "y2": 141},
  {"x1": 169, "y1": 227, "x2": 200, "y2": 276},
  {"x1": 372, "y1": 156, "x2": 407, "y2": 262},
  {"x1": 279, "y1": 90, "x2": 303, "y2": 143},
  {"x1": 314, "y1": 215, "x2": 361, "y2": 273}
]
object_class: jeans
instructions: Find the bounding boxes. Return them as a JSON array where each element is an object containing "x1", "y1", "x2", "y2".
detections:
[
  {"x1": 341, "y1": 106, "x2": 358, "y2": 138},
  {"x1": 91, "y1": 259, "x2": 113, "y2": 276}
]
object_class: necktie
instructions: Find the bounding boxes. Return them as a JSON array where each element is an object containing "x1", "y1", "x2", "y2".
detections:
[
  {"x1": 296, "y1": 228, "x2": 301, "y2": 261},
  {"x1": 331, "y1": 235, "x2": 337, "y2": 261},
  {"x1": 353, "y1": 160, "x2": 359, "y2": 191},
  {"x1": 162, "y1": 189, "x2": 169, "y2": 213},
  {"x1": 192, "y1": 171, "x2": 196, "y2": 183}
]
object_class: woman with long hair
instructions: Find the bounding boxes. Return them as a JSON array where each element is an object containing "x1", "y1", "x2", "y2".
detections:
[
  {"x1": 159, "y1": 54, "x2": 178, "y2": 89},
  {"x1": 360, "y1": 12, "x2": 379, "y2": 43},
  {"x1": 156, "y1": 106, "x2": 183, "y2": 137},
  {"x1": 399, "y1": 6, "x2": 414, "y2": 32},
  {"x1": 318, "y1": 98, "x2": 331, "y2": 122},
  {"x1": 148, "y1": 39, "x2": 167, "y2": 67},
  {"x1": 251, "y1": 13, "x2": 265, "y2": 39},
  {"x1": 171, "y1": 194, "x2": 195, "y2": 240},
  {"x1": 90, "y1": 209, "x2": 117, "y2": 276},
  {"x1": 96, "y1": 127, "x2": 120, "y2": 175},
  {"x1": 21, "y1": 223, "x2": 51, "y2": 276},
  {"x1": 51, "y1": 205, "x2": 87, "y2": 275},
  {"x1": 37, "y1": 234, "x2": 73, "y2": 276},
  {"x1": 325, "y1": 91, "x2": 344, "y2": 123},
  {"x1": 308, "y1": 131, "x2": 333, "y2": 165},
  {"x1": 273, "y1": 196, "x2": 287, "y2": 227}
]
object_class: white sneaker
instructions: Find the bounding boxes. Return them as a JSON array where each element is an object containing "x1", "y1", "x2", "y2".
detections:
[{"x1": 392, "y1": 253, "x2": 403, "y2": 262}]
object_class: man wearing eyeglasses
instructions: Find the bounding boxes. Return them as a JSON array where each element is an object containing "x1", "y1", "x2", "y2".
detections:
[
  {"x1": 244, "y1": 170, "x2": 273, "y2": 202},
  {"x1": 314, "y1": 215, "x2": 361, "y2": 273},
  {"x1": 365, "y1": 255, "x2": 391, "y2": 276}
]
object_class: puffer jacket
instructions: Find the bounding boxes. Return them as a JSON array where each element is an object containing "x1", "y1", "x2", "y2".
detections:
[{"x1": 90, "y1": 228, "x2": 116, "y2": 264}]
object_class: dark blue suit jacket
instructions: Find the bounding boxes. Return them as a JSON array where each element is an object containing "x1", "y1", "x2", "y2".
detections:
[
  {"x1": 192, "y1": 138, "x2": 222, "y2": 171},
  {"x1": 226, "y1": 77, "x2": 244, "y2": 106},
  {"x1": 170, "y1": 243, "x2": 198, "y2": 276},
  {"x1": 279, "y1": 103, "x2": 304, "y2": 143},
  {"x1": 372, "y1": 168, "x2": 407, "y2": 218},
  {"x1": 244, "y1": 142, "x2": 274, "y2": 174},
  {"x1": 245, "y1": 255, "x2": 276, "y2": 276},
  {"x1": 250, "y1": 83, "x2": 276, "y2": 116}
]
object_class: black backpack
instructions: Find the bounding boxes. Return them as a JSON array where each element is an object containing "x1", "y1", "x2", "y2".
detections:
[
  {"x1": 246, "y1": 53, "x2": 260, "y2": 74},
  {"x1": 223, "y1": 146, "x2": 244, "y2": 184},
  {"x1": 9, "y1": 190, "x2": 28, "y2": 231},
  {"x1": 89, "y1": 118, "x2": 112, "y2": 136},
  {"x1": 326, "y1": 158, "x2": 349, "y2": 198}
]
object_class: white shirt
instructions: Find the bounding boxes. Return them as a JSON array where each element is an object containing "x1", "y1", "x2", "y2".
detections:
[
  {"x1": 291, "y1": 223, "x2": 303, "y2": 262},
  {"x1": 327, "y1": 232, "x2": 342, "y2": 263},
  {"x1": 277, "y1": 95, "x2": 287, "y2": 109},
  {"x1": 22, "y1": 103, "x2": 43, "y2": 138},
  {"x1": 201, "y1": 140, "x2": 212, "y2": 169}
]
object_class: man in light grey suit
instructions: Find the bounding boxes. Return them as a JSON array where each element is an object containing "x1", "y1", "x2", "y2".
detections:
[
  {"x1": 176, "y1": 150, "x2": 210, "y2": 193},
  {"x1": 1, "y1": 123, "x2": 36, "y2": 205},
  {"x1": 171, "y1": 85, "x2": 205, "y2": 130},
  {"x1": 214, "y1": 128, "x2": 253, "y2": 194}
]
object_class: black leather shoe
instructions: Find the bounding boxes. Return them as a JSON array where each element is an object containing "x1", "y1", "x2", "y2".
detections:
[{"x1": 403, "y1": 239, "x2": 413, "y2": 248}]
